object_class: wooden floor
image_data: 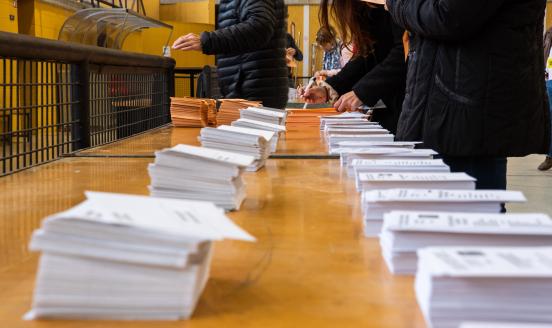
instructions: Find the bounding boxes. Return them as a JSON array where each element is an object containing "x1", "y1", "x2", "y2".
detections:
[{"x1": 0, "y1": 125, "x2": 551, "y2": 328}]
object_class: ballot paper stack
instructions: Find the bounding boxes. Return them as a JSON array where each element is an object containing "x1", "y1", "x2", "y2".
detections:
[
  {"x1": 361, "y1": 189, "x2": 526, "y2": 236},
  {"x1": 341, "y1": 148, "x2": 438, "y2": 174},
  {"x1": 416, "y1": 247, "x2": 552, "y2": 328},
  {"x1": 286, "y1": 108, "x2": 339, "y2": 129},
  {"x1": 329, "y1": 141, "x2": 420, "y2": 155},
  {"x1": 203, "y1": 98, "x2": 217, "y2": 126},
  {"x1": 240, "y1": 107, "x2": 287, "y2": 126},
  {"x1": 380, "y1": 211, "x2": 552, "y2": 275},
  {"x1": 356, "y1": 172, "x2": 476, "y2": 192},
  {"x1": 26, "y1": 192, "x2": 255, "y2": 320},
  {"x1": 351, "y1": 159, "x2": 450, "y2": 176},
  {"x1": 232, "y1": 119, "x2": 286, "y2": 153},
  {"x1": 216, "y1": 99, "x2": 261, "y2": 126},
  {"x1": 319, "y1": 111, "x2": 370, "y2": 130},
  {"x1": 327, "y1": 134, "x2": 395, "y2": 150},
  {"x1": 325, "y1": 128, "x2": 390, "y2": 142},
  {"x1": 170, "y1": 97, "x2": 208, "y2": 127},
  {"x1": 148, "y1": 144, "x2": 255, "y2": 210},
  {"x1": 199, "y1": 125, "x2": 274, "y2": 171}
]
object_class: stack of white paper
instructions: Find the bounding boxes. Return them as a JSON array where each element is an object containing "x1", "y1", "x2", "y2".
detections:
[
  {"x1": 232, "y1": 119, "x2": 285, "y2": 152},
  {"x1": 361, "y1": 189, "x2": 526, "y2": 236},
  {"x1": 329, "y1": 141, "x2": 420, "y2": 155},
  {"x1": 328, "y1": 134, "x2": 395, "y2": 150},
  {"x1": 380, "y1": 211, "x2": 552, "y2": 275},
  {"x1": 341, "y1": 148, "x2": 438, "y2": 173},
  {"x1": 351, "y1": 159, "x2": 450, "y2": 176},
  {"x1": 319, "y1": 112, "x2": 370, "y2": 130},
  {"x1": 148, "y1": 144, "x2": 255, "y2": 210},
  {"x1": 240, "y1": 107, "x2": 286, "y2": 125},
  {"x1": 325, "y1": 128, "x2": 389, "y2": 137},
  {"x1": 416, "y1": 247, "x2": 552, "y2": 328},
  {"x1": 323, "y1": 121, "x2": 381, "y2": 130},
  {"x1": 199, "y1": 126, "x2": 274, "y2": 171},
  {"x1": 356, "y1": 172, "x2": 476, "y2": 192},
  {"x1": 26, "y1": 192, "x2": 255, "y2": 321}
]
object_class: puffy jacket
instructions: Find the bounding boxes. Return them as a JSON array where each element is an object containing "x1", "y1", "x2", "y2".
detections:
[
  {"x1": 200, "y1": 0, "x2": 289, "y2": 109},
  {"x1": 326, "y1": 7, "x2": 406, "y2": 133},
  {"x1": 387, "y1": 0, "x2": 551, "y2": 157}
]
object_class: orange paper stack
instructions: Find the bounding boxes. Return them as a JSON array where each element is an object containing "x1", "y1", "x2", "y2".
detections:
[
  {"x1": 217, "y1": 99, "x2": 262, "y2": 126},
  {"x1": 285, "y1": 108, "x2": 340, "y2": 130},
  {"x1": 170, "y1": 97, "x2": 209, "y2": 127},
  {"x1": 205, "y1": 99, "x2": 217, "y2": 126}
]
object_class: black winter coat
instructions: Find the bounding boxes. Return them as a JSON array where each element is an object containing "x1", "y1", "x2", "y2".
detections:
[
  {"x1": 387, "y1": 0, "x2": 551, "y2": 157},
  {"x1": 200, "y1": 0, "x2": 289, "y2": 108},
  {"x1": 326, "y1": 7, "x2": 406, "y2": 133}
]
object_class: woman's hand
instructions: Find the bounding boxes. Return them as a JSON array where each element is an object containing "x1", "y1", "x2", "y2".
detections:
[
  {"x1": 172, "y1": 33, "x2": 202, "y2": 51},
  {"x1": 334, "y1": 91, "x2": 363, "y2": 112},
  {"x1": 314, "y1": 70, "x2": 329, "y2": 78},
  {"x1": 302, "y1": 86, "x2": 328, "y2": 104}
]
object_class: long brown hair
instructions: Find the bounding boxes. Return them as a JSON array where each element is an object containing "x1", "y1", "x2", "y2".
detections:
[{"x1": 319, "y1": 0, "x2": 375, "y2": 56}]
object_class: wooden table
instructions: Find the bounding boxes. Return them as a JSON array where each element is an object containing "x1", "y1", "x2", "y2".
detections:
[
  {"x1": 0, "y1": 127, "x2": 427, "y2": 328},
  {"x1": 79, "y1": 126, "x2": 331, "y2": 157}
]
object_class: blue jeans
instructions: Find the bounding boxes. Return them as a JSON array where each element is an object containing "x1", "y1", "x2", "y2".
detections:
[{"x1": 546, "y1": 80, "x2": 552, "y2": 156}]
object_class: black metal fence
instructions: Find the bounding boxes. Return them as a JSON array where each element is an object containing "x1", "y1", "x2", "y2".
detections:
[
  {"x1": 174, "y1": 68, "x2": 202, "y2": 98},
  {"x1": 0, "y1": 31, "x2": 175, "y2": 176}
]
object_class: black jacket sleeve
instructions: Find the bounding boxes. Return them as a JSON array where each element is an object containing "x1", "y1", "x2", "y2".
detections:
[
  {"x1": 201, "y1": 0, "x2": 277, "y2": 55},
  {"x1": 286, "y1": 34, "x2": 303, "y2": 61},
  {"x1": 326, "y1": 22, "x2": 406, "y2": 107},
  {"x1": 352, "y1": 23, "x2": 406, "y2": 107},
  {"x1": 386, "y1": 0, "x2": 505, "y2": 40},
  {"x1": 326, "y1": 56, "x2": 369, "y2": 96}
]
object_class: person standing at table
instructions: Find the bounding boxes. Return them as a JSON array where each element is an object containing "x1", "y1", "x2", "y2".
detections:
[
  {"x1": 314, "y1": 26, "x2": 353, "y2": 78},
  {"x1": 538, "y1": 26, "x2": 552, "y2": 171},
  {"x1": 172, "y1": 0, "x2": 289, "y2": 109},
  {"x1": 384, "y1": 0, "x2": 550, "y2": 189},
  {"x1": 302, "y1": 2, "x2": 407, "y2": 133},
  {"x1": 286, "y1": 33, "x2": 303, "y2": 87}
]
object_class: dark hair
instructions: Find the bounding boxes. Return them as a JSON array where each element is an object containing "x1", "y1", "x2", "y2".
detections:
[
  {"x1": 319, "y1": 0, "x2": 375, "y2": 56},
  {"x1": 316, "y1": 26, "x2": 337, "y2": 46}
]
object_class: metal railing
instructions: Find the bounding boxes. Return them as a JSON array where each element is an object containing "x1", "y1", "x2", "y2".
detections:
[
  {"x1": 0, "y1": 31, "x2": 175, "y2": 176},
  {"x1": 174, "y1": 68, "x2": 202, "y2": 98}
]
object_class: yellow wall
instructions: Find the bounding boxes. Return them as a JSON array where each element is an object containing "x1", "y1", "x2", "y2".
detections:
[
  {"x1": 143, "y1": 0, "x2": 160, "y2": 20},
  {"x1": 0, "y1": 0, "x2": 18, "y2": 33},
  {"x1": 160, "y1": 0, "x2": 215, "y2": 25},
  {"x1": 547, "y1": 2, "x2": 552, "y2": 31},
  {"x1": 287, "y1": 5, "x2": 304, "y2": 76},
  {"x1": 31, "y1": 1, "x2": 73, "y2": 39},
  {"x1": 286, "y1": 5, "x2": 327, "y2": 79},
  {"x1": 15, "y1": 0, "x2": 214, "y2": 68}
]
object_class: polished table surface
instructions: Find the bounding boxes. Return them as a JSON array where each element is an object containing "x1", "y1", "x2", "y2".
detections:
[
  {"x1": 78, "y1": 126, "x2": 330, "y2": 157},
  {"x1": 3, "y1": 126, "x2": 550, "y2": 327}
]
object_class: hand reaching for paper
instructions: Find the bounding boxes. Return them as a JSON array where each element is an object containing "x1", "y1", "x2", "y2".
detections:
[
  {"x1": 302, "y1": 87, "x2": 328, "y2": 104},
  {"x1": 172, "y1": 33, "x2": 202, "y2": 51},
  {"x1": 334, "y1": 91, "x2": 363, "y2": 112}
]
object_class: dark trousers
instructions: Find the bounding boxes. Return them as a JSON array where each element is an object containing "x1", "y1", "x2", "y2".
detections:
[{"x1": 441, "y1": 156, "x2": 507, "y2": 190}]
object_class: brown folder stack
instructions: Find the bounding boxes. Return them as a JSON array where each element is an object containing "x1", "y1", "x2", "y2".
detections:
[
  {"x1": 285, "y1": 108, "x2": 340, "y2": 130},
  {"x1": 205, "y1": 99, "x2": 217, "y2": 126},
  {"x1": 217, "y1": 99, "x2": 262, "y2": 126},
  {"x1": 170, "y1": 97, "x2": 208, "y2": 127}
]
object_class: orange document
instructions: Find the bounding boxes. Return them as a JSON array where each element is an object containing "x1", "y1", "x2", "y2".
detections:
[
  {"x1": 217, "y1": 99, "x2": 262, "y2": 126},
  {"x1": 285, "y1": 108, "x2": 340, "y2": 129},
  {"x1": 170, "y1": 97, "x2": 209, "y2": 128}
]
